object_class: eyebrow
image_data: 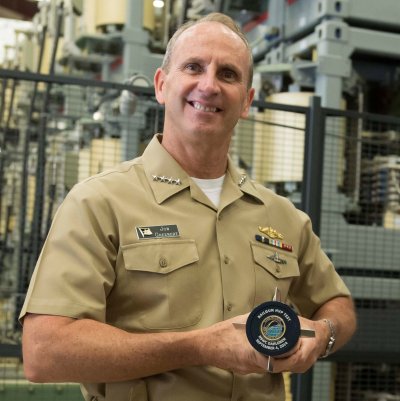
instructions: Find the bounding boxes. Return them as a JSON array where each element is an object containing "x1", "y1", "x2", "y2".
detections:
[{"x1": 178, "y1": 57, "x2": 203, "y2": 68}]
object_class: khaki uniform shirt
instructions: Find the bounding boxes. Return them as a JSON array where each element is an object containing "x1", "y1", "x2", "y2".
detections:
[{"x1": 20, "y1": 134, "x2": 350, "y2": 401}]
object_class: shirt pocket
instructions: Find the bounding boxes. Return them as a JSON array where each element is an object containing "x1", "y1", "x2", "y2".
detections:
[
  {"x1": 121, "y1": 239, "x2": 202, "y2": 330},
  {"x1": 251, "y1": 242, "x2": 300, "y2": 306}
]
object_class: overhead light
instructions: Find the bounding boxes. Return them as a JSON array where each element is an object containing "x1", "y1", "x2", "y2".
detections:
[
  {"x1": 153, "y1": 0, "x2": 165, "y2": 8},
  {"x1": 92, "y1": 111, "x2": 103, "y2": 121}
]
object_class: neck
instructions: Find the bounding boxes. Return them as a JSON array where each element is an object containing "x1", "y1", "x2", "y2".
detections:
[{"x1": 161, "y1": 132, "x2": 230, "y2": 178}]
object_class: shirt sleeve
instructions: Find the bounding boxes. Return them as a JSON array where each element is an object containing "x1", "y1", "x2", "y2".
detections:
[
  {"x1": 288, "y1": 209, "x2": 351, "y2": 318},
  {"x1": 19, "y1": 180, "x2": 117, "y2": 323}
]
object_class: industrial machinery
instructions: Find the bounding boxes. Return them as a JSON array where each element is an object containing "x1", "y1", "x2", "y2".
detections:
[
  {"x1": 246, "y1": 2, "x2": 400, "y2": 400},
  {"x1": 0, "y1": 1, "x2": 399, "y2": 400}
]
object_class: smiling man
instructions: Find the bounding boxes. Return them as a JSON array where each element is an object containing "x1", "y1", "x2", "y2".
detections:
[
  {"x1": 20, "y1": 13, "x2": 356, "y2": 401},
  {"x1": 154, "y1": 17, "x2": 254, "y2": 179}
]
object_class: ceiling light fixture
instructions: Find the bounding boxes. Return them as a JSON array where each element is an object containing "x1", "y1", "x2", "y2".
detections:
[{"x1": 153, "y1": 0, "x2": 165, "y2": 8}]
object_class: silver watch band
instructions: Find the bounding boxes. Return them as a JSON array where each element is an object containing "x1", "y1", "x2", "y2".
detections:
[{"x1": 319, "y1": 318, "x2": 336, "y2": 359}]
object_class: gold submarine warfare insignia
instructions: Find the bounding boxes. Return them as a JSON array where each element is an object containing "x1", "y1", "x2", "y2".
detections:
[{"x1": 258, "y1": 226, "x2": 284, "y2": 240}]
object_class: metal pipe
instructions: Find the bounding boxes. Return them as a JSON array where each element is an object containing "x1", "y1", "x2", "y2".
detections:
[
  {"x1": 293, "y1": 95, "x2": 325, "y2": 401},
  {"x1": 0, "y1": 78, "x2": 7, "y2": 125},
  {"x1": 0, "y1": 68, "x2": 155, "y2": 97},
  {"x1": 28, "y1": 1, "x2": 64, "y2": 277},
  {"x1": 16, "y1": 21, "x2": 48, "y2": 299},
  {"x1": 0, "y1": 79, "x2": 17, "y2": 271},
  {"x1": 0, "y1": 78, "x2": 9, "y2": 244},
  {"x1": 300, "y1": 95, "x2": 324, "y2": 234}
]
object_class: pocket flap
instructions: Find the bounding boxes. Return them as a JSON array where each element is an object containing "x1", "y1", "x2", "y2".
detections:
[{"x1": 121, "y1": 239, "x2": 199, "y2": 274}]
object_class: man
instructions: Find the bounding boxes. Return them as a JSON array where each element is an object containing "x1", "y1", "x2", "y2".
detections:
[{"x1": 20, "y1": 13, "x2": 356, "y2": 401}]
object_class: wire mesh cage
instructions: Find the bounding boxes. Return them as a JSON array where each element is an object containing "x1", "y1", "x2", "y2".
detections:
[
  {"x1": 0, "y1": 71, "x2": 162, "y2": 400},
  {"x1": 0, "y1": 69, "x2": 399, "y2": 401}
]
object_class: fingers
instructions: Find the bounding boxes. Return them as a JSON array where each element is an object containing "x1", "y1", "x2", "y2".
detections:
[
  {"x1": 230, "y1": 313, "x2": 250, "y2": 326},
  {"x1": 222, "y1": 314, "x2": 317, "y2": 375},
  {"x1": 266, "y1": 338, "x2": 317, "y2": 374},
  {"x1": 266, "y1": 356, "x2": 274, "y2": 373}
]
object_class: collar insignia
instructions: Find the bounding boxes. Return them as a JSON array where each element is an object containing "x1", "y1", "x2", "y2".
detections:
[
  {"x1": 152, "y1": 175, "x2": 182, "y2": 185},
  {"x1": 238, "y1": 175, "x2": 247, "y2": 187}
]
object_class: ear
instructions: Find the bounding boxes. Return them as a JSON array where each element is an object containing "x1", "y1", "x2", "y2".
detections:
[
  {"x1": 240, "y1": 87, "x2": 255, "y2": 119},
  {"x1": 154, "y1": 68, "x2": 166, "y2": 105}
]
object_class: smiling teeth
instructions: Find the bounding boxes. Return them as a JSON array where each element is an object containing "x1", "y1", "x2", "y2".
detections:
[{"x1": 193, "y1": 102, "x2": 217, "y2": 112}]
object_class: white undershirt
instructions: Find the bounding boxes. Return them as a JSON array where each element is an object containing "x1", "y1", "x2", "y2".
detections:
[{"x1": 191, "y1": 175, "x2": 225, "y2": 207}]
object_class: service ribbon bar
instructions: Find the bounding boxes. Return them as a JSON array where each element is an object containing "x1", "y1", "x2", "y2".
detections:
[{"x1": 255, "y1": 234, "x2": 293, "y2": 252}]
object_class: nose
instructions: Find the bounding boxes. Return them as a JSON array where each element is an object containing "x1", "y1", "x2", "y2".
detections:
[{"x1": 197, "y1": 70, "x2": 220, "y2": 95}]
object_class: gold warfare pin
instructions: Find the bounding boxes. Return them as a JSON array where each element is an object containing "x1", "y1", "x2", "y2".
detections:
[{"x1": 258, "y1": 226, "x2": 284, "y2": 239}]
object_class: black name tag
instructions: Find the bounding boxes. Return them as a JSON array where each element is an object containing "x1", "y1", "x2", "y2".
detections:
[{"x1": 136, "y1": 224, "x2": 180, "y2": 239}]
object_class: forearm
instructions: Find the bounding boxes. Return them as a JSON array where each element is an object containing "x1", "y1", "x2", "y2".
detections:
[
  {"x1": 23, "y1": 314, "x2": 204, "y2": 383},
  {"x1": 271, "y1": 297, "x2": 356, "y2": 374},
  {"x1": 311, "y1": 296, "x2": 357, "y2": 353},
  {"x1": 23, "y1": 313, "x2": 269, "y2": 383}
]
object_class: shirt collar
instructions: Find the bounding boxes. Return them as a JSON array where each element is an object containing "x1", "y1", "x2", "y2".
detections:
[
  {"x1": 142, "y1": 134, "x2": 190, "y2": 204},
  {"x1": 225, "y1": 158, "x2": 265, "y2": 205},
  {"x1": 142, "y1": 134, "x2": 264, "y2": 205}
]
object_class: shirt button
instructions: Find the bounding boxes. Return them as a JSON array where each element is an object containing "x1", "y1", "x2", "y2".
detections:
[
  {"x1": 159, "y1": 257, "x2": 168, "y2": 268},
  {"x1": 223, "y1": 255, "x2": 230, "y2": 264},
  {"x1": 227, "y1": 304, "x2": 232, "y2": 311}
]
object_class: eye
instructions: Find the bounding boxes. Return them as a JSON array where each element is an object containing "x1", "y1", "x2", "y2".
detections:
[
  {"x1": 220, "y1": 69, "x2": 238, "y2": 82},
  {"x1": 185, "y1": 63, "x2": 203, "y2": 73}
]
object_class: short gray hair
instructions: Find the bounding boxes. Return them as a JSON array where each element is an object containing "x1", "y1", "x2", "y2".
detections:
[{"x1": 161, "y1": 13, "x2": 253, "y2": 89}]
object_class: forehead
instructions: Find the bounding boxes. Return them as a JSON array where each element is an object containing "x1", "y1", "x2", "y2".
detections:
[{"x1": 173, "y1": 21, "x2": 249, "y2": 64}]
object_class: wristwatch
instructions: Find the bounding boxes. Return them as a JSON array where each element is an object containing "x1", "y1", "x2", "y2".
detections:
[{"x1": 319, "y1": 319, "x2": 336, "y2": 358}]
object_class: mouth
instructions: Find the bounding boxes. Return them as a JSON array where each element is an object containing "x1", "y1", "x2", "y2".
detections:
[{"x1": 188, "y1": 101, "x2": 222, "y2": 113}]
